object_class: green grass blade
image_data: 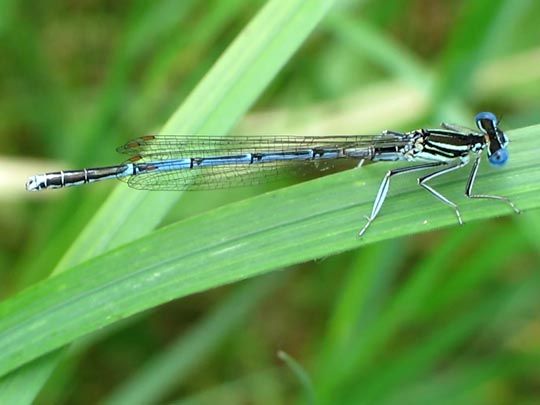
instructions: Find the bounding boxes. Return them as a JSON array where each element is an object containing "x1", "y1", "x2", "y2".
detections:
[
  {"x1": 343, "y1": 282, "x2": 539, "y2": 404},
  {"x1": 278, "y1": 351, "x2": 315, "y2": 405},
  {"x1": 316, "y1": 240, "x2": 405, "y2": 380},
  {"x1": 315, "y1": 224, "x2": 480, "y2": 399},
  {"x1": 0, "y1": 0, "x2": 337, "y2": 401},
  {"x1": 0, "y1": 124, "x2": 538, "y2": 379},
  {"x1": 384, "y1": 354, "x2": 540, "y2": 405},
  {"x1": 420, "y1": 222, "x2": 529, "y2": 318},
  {"x1": 175, "y1": 369, "x2": 285, "y2": 404},
  {"x1": 104, "y1": 276, "x2": 281, "y2": 404}
]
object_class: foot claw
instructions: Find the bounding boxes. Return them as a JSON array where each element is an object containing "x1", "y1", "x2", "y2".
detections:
[
  {"x1": 509, "y1": 202, "x2": 521, "y2": 214},
  {"x1": 455, "y1": 210, "x2": 463, "y2": 225},
  {"x1": 358, "y1": 216, "x2": 372, "y2": 237}
]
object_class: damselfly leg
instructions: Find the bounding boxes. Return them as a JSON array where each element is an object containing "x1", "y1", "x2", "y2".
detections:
[
  {"x1": 465, "y1": 154, "x2": 521, "y2": 213},
  {"x1": 358, "y1": 162, "x2": 446, "y2": 237},
  {"x1": 418, "y1": 158, "x2": 470, "y2": 225}
]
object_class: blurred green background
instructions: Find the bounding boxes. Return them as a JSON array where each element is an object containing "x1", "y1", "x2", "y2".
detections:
[{"x1": 2, "y1": 0, "x2": 540, "y2": 403}]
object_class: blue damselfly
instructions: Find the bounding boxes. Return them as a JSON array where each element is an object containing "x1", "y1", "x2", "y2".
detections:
[{"x1": 26, "y1": 112, "x2": 520, "y2": 236}]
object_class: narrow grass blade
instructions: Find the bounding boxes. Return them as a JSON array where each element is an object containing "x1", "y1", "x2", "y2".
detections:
[
  {"x1": 342, "y1": 279, "x2": 540, "y2": 404},
  {"x1": 278, "y1": 351, "x2": 315, "y2": 405}
]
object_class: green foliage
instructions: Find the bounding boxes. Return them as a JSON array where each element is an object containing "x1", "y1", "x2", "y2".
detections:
[{"x1": 1, "y1": 0, "x2": 540, "y2": 403}]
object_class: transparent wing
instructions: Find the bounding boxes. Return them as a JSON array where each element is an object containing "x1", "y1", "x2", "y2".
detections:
[
  {"x1": 116, "y1": 134, "x2": 405, "y2": 191},
  {"x1": 117, "y1": 135, "x2": 380, "y2": 158},
  {"x1": 121, "y1": 158, "x2": 344, "y2": 191}
]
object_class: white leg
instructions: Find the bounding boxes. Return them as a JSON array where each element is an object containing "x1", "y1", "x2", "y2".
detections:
[{"x1": 358, "y1": 162, "x2": 445, "y2": 237}]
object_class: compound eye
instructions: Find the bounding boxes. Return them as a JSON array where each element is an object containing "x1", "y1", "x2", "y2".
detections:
[
  {"x1": 475, "y1": 111, "x2": 497, "y2": 123},
  {"x1": 475, "y1": 111, "x2": 499, "y2": 132},
  {"x1": 488, "y1": 148, "x2": 508, "y2": 166}
]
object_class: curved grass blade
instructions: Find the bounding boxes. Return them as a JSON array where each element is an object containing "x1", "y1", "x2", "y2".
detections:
[{"x1": 0, "y1": 124, "x2": 538, "y2": 379}]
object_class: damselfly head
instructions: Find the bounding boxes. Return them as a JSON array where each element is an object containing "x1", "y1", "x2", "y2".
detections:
[
  {"x1": 475, "y1": 111, "x2": 509, "y2": 166},
  {"x1": 475, "y1": 111, "x2": 498, "y2": 130}
]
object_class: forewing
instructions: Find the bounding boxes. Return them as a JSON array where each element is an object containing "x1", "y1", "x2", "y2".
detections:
[
  {"x1": 117, "y1": 135, "x2": 377, "y2": 158},
  {"x1": 116, "y1": 134, "x2": 401, "y2": 191}
]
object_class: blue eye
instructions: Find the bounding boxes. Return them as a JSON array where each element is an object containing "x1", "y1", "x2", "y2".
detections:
[
  {"x1": 475, "y1": 111, "x2": 499, "y2": 132},
  {"x1": 475, "y1": 111, "x2": 497, "y2": 123},
  {"x1": 488, "y1": 148, "x2": 508, "y2": 166}
]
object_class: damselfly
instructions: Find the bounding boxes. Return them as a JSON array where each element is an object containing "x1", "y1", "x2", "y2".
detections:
[{"x1": 26, "y1": 112, "x2": 520, "y2": 236}]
